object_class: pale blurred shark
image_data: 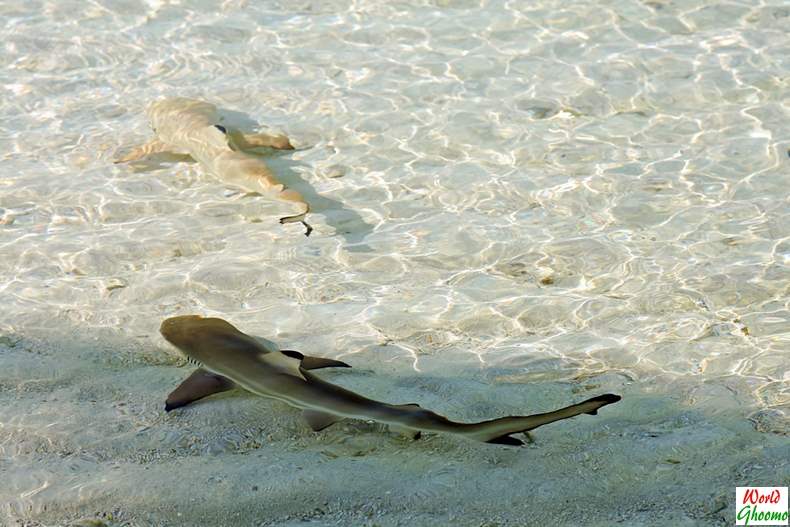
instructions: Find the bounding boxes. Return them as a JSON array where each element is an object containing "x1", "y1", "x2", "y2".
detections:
[
  {"x1": 160, "y1": 315, "x2": 621, "y2": 446},
  {"x1": 116, "y1": 98, "x2": 313, "y2": 235}
]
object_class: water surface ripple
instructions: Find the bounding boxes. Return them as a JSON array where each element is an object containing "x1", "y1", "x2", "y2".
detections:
[{"x1": 1, "y1": 0, "x2": 788, "y2": 525}]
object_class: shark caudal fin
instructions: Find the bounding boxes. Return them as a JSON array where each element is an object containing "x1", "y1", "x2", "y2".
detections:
[{"x1": 474, "y1": 394, "x2": 622, "y2": 446}]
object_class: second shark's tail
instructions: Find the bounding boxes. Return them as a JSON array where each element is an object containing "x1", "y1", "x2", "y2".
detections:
[
  {"x1": 279, "y1": 190, "x2": 312, "y2": 236},
  {"x1": 461, "y1": 394, "x2": 621, "y2": 445}
]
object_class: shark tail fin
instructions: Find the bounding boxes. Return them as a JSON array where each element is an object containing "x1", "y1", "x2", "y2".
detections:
[
  {"x1": 581, "y1": 394, "x2": 621, "y2": 415},
  {"x1": 474, "y1": 394, "x2": 621, "y2": 446}
]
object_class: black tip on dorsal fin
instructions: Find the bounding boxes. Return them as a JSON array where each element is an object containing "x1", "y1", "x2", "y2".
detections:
[
  {"x1": 486, "y1": 434, "x2": 525, "y2": 446},
  {"x1": 214, "y1": 124, "x2": 227, "y2": 134},
  {"x1": 298, "y1": 356, "x2": 352, "y2": 370},
  {"x1": 280, "y1": 349, "x2": 305, "y2": 361}
]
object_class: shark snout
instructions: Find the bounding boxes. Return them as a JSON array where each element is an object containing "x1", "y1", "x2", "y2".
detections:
[{"x1": 160, "y1": 315, "x2": 204, "y2": 344}]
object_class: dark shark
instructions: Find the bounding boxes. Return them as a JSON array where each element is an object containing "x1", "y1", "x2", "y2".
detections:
[{"x1": 161, "y1": 315, "x2": 621, "y2": 446}]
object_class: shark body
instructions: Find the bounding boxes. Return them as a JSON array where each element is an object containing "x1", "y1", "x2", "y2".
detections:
[
  {"x1": 116, "y1": 98, "x2": 312, "y2": 235},
  {"x1": 161, "y1": 315, "x2": 621, "y2": 446}
]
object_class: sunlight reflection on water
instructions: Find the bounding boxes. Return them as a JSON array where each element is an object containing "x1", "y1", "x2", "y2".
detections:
[{"x1": 1, "y1": 0, "x2": 788, "y2": 524}]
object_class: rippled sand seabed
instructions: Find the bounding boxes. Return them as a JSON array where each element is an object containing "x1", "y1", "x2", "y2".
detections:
[{"x1": 1, "y1": 0, "x2": 788, "y2": 525}]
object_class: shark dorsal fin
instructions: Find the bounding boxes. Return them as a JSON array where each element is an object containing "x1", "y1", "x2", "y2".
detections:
[
  {"x1": 280, "y1": 349, "x2": 305, "y2": 361},
  {"x1": 280, "y1": 350, "x2": 351, "y2": 370},
  {"x1": 259, "y1": 350, "x2": 306, "y2": 381}
]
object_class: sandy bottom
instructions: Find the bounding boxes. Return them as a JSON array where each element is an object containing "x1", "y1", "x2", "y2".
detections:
[
  {"x1": 1, "y1": 326, "x2": 786, "y2": 527},
  {"x1": 2, "y1": 0, "x2": 789, "y2": 525}
]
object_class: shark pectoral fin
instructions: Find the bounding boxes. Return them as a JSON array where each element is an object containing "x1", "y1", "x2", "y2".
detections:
[
  {"x1": 302, "y1": 410, "x2": 343, "y2": 431},
  {"x1": 239, "y1": 132, "x2": 294, "y2": 150},
  {"x1": 389, "y1": 424, "x2": 422, "y2": 440},
  {"x1": 259, "y1": 350, "x2": 307, "y2": 381},
  {"x1": 115, "y1": 139, "x2": 176, "y2": 163},
  {"x1": 165, "y1": 368, "x2": 236, "y2": 412},
  {"x1": 291, "y1": 352, "x2": 351, "y2": 370}
]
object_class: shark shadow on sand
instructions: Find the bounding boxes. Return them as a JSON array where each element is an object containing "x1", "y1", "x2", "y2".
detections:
[{"x1": 262, "y1": 156, "x2": 375, "y2": 251}]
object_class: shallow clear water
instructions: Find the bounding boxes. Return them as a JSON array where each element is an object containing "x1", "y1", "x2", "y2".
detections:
[{"x1": 1, "y1": 0, "x2": 788, "y2": 525}]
